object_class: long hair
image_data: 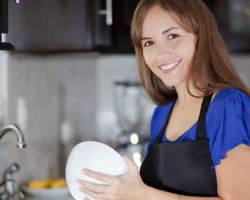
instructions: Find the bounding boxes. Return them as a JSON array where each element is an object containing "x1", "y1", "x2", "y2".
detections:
[{"x1": 131, "y1": 0, "x2": 250, "y2": 105}]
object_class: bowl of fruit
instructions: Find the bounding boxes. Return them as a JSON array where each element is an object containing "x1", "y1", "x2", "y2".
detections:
[{"x1": 22, "y1": 178, "x2": 70, "y2": 197}]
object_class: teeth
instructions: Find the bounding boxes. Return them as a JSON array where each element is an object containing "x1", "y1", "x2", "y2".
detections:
[{"x1": 160, "y1": 60, "x2": 180, "y2": 70}]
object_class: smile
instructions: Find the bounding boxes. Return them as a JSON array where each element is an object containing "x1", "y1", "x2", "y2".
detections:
[{"x1": 159, "y1": 59, "x2": 181, "y2": 72}]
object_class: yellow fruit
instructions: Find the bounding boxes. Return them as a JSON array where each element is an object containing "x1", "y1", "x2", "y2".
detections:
[
  {"x1": 50, "y1": 179, "x2": 67, "y2": 188},
  {"x1": 27, "y1": 178, "x2": 67, "y2": 189},
  {"x1": 27, "y1": 179, "x2": 52, "y2": 189}
]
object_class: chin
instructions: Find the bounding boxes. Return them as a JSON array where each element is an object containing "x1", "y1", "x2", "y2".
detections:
[
  {"x1": 162, "y1": 77, "x2": 187, "y2": 89},
  {"x1": 162, "y1": 80, "x2": 178, "y2": 88}
]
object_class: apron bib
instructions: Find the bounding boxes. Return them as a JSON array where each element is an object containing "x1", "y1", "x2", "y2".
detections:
[{"x1": 140, "y1": 95, "x2": 217, "y2": 196}]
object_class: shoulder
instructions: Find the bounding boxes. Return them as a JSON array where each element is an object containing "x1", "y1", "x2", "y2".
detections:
[
  {"x1": 207, "y1": 87, "x2": 250, "y2": 127},
  {"x1": 207, "y1": 87, "x2": 250, "y2": 167},
  {"x1": 214, "y1": 87, "x2": 249, "y2": 101},
  {"x1": 151, "y1": 100, "x2": 174, "y2": 127},
  {"x1": 209, "y1": 87, "x2": 250, "y2": 113}
]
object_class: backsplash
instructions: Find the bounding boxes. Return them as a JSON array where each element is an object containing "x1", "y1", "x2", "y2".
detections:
[
  {"x1": 0, "y1": 52, "x2": 249, "y2": 184},
  {"x1": 0, "y1": 52, "x2": 147, "y2": 183}
]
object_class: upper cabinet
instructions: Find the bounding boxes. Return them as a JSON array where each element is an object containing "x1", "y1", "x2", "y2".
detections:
[
  {"x1": 93, "y1": 0, "x2": 139, "y2": 53},
  {"x1": 8, "y1": 0, "x2": 93, "y2": 51},
  {"x1": 7, "y1": 0, "x2": 140, "y2": 53}
]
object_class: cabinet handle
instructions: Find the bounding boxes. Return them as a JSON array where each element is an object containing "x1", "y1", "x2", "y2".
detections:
[{"x1": 98, "y1": 0, "x2": 113, "y2": 26}]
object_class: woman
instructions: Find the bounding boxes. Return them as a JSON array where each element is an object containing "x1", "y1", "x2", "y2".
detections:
[{"x1": 77, "y1": 0, "x2": 250, "y2": 199}]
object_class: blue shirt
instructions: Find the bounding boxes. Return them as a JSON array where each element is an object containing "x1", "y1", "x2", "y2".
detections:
[{"x1": 147, "y1": 87, "x2": 250, "y2": 168}]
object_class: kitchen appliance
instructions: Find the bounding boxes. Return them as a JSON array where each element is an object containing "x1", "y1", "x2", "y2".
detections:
[{"x1": 112, "y1": 80, "x2": 147, "y2": 167}]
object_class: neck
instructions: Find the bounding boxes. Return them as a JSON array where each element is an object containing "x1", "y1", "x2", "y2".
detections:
[{"x1": 174, "y1": 82, "x2": 203, "y2": 106}]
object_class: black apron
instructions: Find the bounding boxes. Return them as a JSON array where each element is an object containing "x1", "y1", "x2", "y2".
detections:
[{"x1": 140, "y1": 95, "x2": 217, "y2": 196}]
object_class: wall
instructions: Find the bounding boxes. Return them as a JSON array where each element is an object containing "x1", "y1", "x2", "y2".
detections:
[
  {"x1": 0, "y1": 52, "x2": 150, "y2": 183},
  {"x1": 0, "y1": 52, "x2": 99, "y2": 181},
  {"x1": 0, "y1": 52, "x2": 249, "y2": 184},
  {"x1": 231, "y1": 54, "x2": 250, "y2": 86}
]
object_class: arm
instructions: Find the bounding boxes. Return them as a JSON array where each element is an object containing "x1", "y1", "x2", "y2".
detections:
[{"x1": 77, "y1": 144, "x2": 250, "y2": 200}]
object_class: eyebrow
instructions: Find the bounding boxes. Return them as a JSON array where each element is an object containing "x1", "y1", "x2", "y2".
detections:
[{"x1": 141, "y1": 27, "x2": 179, "y2": 41}]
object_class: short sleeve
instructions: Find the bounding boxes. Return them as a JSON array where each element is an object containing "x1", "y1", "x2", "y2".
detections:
[{"x1": 207, "y1": 88, "x2": 250, "y2": 167}]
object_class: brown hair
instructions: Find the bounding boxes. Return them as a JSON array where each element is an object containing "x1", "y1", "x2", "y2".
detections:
[{"x1": 131, "y1": 0, "x2": 250, "y2": 105}]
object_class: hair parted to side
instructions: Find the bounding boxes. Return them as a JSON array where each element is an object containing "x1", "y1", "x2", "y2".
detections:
[{"x1": 131, "y1": 0, "x2": 250, "y2": 105}]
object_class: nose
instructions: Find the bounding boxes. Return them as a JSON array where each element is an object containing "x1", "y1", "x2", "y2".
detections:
[{"x1": 155, "y1": 41, "x2": 171, "y2": 59}]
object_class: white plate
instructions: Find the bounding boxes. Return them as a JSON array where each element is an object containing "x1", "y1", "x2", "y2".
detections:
[
  {"x1": 22, "y1": 185, "x2": 70, "y2": 198},
  {"x1": 65, "y1": 141, "x2": 128, "y2": 200}
]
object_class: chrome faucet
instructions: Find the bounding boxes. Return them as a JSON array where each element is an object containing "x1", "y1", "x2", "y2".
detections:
[
  {"x1": 0, "y1": 124, "x2": 26, "y2": 149},
  {"x1": 0, "y1": 124, "x2": 26, "y2": 200},
  {"x1": 0, "y1": 163, "x2": 25, "y2": 200}
]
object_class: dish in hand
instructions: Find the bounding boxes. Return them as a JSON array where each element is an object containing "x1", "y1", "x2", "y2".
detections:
[{"x1": 65, "y1": 141, "x2": 128, "y2": 200}]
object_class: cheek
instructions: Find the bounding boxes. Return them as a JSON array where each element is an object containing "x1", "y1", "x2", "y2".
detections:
[
  {"x1": 143, "y1": 51, "x2": 155, "y2": 70},
  {"x1": 177, "y1": 46, "x2": 195, "y2": 67},
  {"x1": 180, "y1": 40, "x2": 196, "y2": 62}
]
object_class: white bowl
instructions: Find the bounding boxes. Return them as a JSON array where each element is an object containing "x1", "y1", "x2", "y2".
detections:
[{"x1": 65, "y1": 141, "x2": 128, "y2": 200}]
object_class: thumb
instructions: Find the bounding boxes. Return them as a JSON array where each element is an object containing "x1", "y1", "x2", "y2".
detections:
[{"x1": 123, "y1": 156, "x2": 138, "y2": 171}]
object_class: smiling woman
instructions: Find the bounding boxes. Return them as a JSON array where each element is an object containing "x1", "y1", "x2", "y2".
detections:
[
  {"x1": 131, "y1": 0, "x2": 250, "y2": 105},
  {"x1": 141, "y1": 5, "x2": 196, "y2": 88},
  {"x1": 76, "y1": 0, "x2": 250, "y2": 200}
]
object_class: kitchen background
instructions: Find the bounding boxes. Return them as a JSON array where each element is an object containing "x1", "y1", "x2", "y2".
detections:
[{"x1": 0, "y1": 0, "x2": 249, "y2": 186}]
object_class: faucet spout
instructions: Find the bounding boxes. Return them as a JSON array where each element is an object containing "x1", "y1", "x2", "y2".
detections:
[{"x1": 0, "y1": 124, "x2": 26, "y2": 148}]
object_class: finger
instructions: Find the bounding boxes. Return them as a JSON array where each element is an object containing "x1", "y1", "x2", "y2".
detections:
[
  {"x1": 123, "y1": 156, "x2": 133, "y2": 164},
  {"x1": 84, "y1": 196, "x2": 102, "y2": 200},
  {"x1": 82, "y1": 169, "x2": 116, "y2": 185},
  {"x1": 123, "y1": 156, "x2": 138, "y2": 171},
  {"x1": 80, "y1": 187, "x2": 115, "y2": 200},
  {"x1": 77, "y1": 179, "x2": 110, "y2": 194}
]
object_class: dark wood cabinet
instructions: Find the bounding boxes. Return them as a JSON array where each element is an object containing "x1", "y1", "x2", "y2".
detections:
[
  {"x1": 7, "y1": 0, "x2": 140, "y2": 53},
  {"x1": 93, "y1": 0, "x2": 139, "y2": 53},
  {"x1": 8, "y1": 0, "x2": 93, "y2": 51}
]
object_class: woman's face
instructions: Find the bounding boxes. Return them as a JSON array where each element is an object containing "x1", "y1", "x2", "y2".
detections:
[{"x1": 141, "y1": 5, "x2": 196, "y2": 88}]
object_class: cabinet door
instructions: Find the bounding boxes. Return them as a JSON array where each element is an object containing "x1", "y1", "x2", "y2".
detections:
[
  {"x1": 93, "y1": 0, "x2": 139, "y2": 53},
  {"x1": 8, "y1": 0, "x2": 93, "y2": 51},
  {"x1": 93, "y1": 0, "x2": 112, "y2": 48},
  {"x1": 112, "y1": 0, "x2": 139, "y2": 52}
]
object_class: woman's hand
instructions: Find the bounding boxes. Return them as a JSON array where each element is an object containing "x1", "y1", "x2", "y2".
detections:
[{"x1": 77, "y1": 156, "x2": 147, "y2": 200}]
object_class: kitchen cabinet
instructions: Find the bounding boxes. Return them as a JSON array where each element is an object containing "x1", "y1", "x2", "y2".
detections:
[
  {"x1": 93, "y1": 0, "x2": 140, "y2": 53},
  {"x1": 8, "y1": 0, "x2": 93, "y2": 51},
  {"x1": 7, "y1": 0, "x2": 140, "y2": 53}
]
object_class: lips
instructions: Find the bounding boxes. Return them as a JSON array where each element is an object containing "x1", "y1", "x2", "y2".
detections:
[{"x1": 159, "y1": 59, "x2": 181, "y2": 73}]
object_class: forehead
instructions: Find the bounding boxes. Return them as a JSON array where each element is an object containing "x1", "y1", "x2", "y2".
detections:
[{"x1": 142, "y1": 5, "x2": 182, "y2": 36}]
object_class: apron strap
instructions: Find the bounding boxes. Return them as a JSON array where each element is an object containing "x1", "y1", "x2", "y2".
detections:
[
  {"x1": 154, "y1": 98, "x2": 177, "y2": 144},
  {"x1": 196, "y1": 94, "x2": 212, "y2": 140},
  {"x1": 153, "y1": 94, "x2": 213, "y2": 144}
]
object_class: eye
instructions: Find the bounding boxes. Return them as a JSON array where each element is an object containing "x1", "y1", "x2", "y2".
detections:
[
  {"x1": 168, "y1": 33, "x2": 180, "y2": 40},
  {"x1": 143, "y1": 41, "x2": 154, "y2": 47}
]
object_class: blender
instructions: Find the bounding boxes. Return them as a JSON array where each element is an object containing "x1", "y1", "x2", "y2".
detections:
[{"x1": 112, "y1": 80, "x2": 147, "y2": 167}]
